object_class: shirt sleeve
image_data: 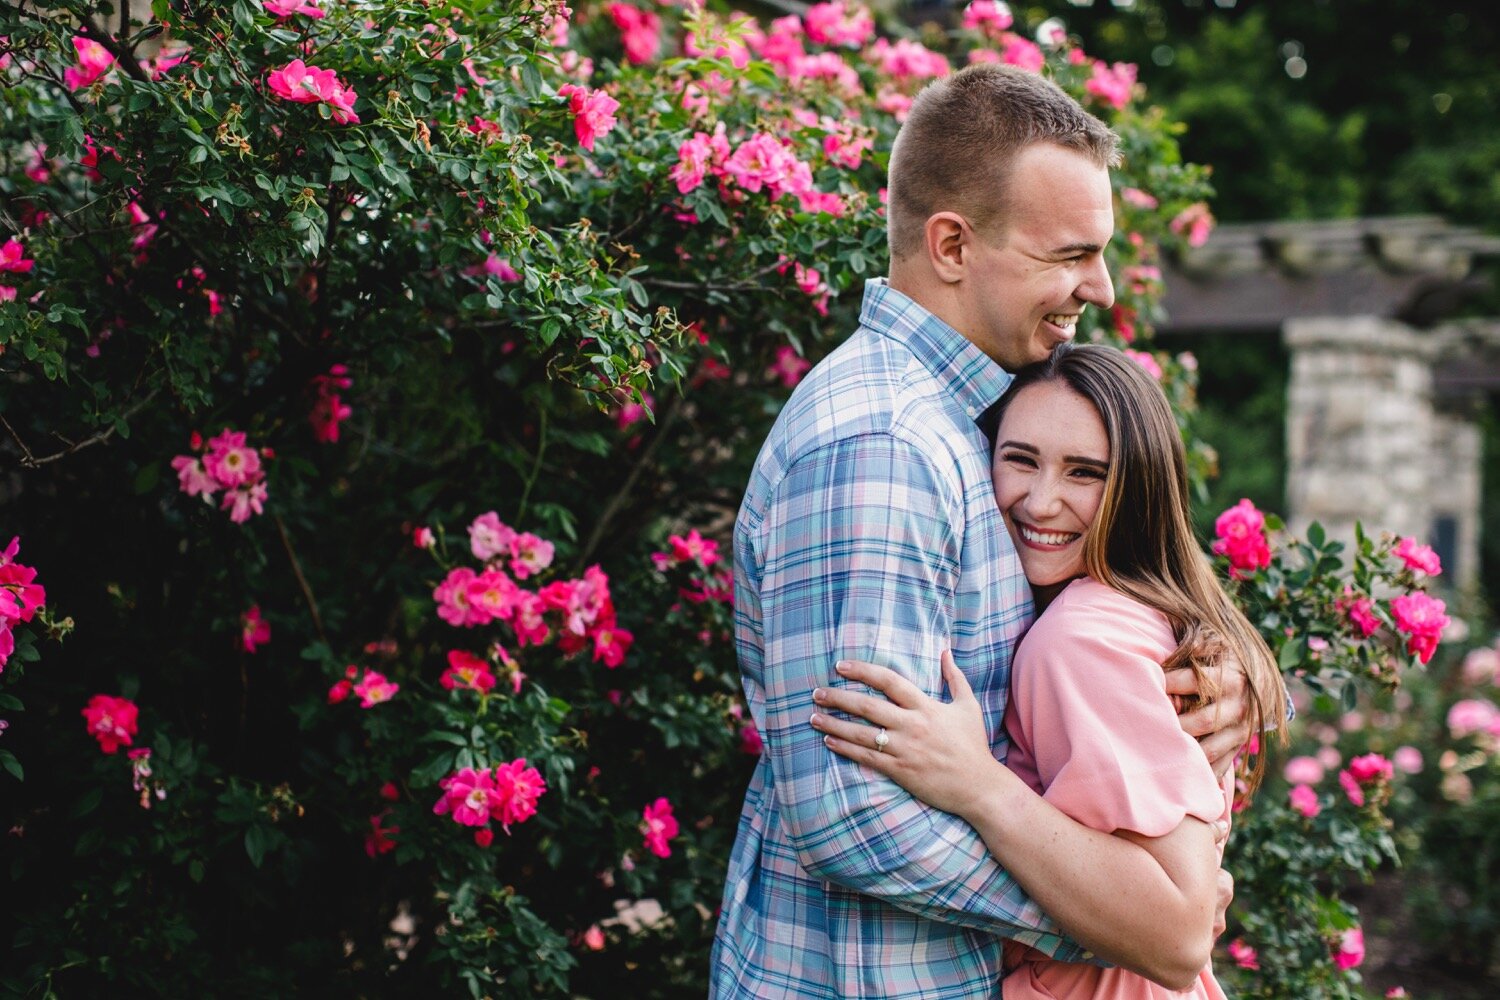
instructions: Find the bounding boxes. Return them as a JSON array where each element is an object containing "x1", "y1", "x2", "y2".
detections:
[
  {"x1": 752, "y1": 432, "x2": 1088, "y2": 958},
  {"x1": 1010, "y1": 593, "x2": 1226, "y2": 838}
]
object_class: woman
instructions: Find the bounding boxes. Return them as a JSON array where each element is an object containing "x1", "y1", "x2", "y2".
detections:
[{"x1": 808, "y1": 343, "x2": 1286, "y2": 998}]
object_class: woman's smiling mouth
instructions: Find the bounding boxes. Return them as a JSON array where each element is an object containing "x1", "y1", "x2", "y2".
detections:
[{"x1": 1013, "y1": 519, "x2": 1082, "y2": 548}]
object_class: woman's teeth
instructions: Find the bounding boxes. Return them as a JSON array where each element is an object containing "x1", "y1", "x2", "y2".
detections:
[{"x1": 1019, "y1": 524, "x2": 1079, "y2": 546}]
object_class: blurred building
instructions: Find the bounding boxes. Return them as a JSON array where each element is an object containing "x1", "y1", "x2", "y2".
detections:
[{"x1": 1162, "y1": 216, "x2": 1500, "y2": 589}]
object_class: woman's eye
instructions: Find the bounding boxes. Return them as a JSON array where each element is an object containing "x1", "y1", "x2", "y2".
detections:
[
  {"x1": 1001, "y1": 452, "x2": 1036, "y2": 468},
  {"x1": 1070, "y1": 467, "x2": 1105, "y2": 480}
]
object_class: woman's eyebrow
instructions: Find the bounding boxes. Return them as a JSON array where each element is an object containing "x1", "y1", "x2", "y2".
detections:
[
  {"x1": 1065, "y1": 455, "x2": 1109, "y2": 470},
  {"x1": 996, "y1": 440, "x2": 1038, "y2": 454}
]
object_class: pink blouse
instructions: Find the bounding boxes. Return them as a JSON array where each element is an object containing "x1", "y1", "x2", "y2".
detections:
[{"x1": 1001, "y1": 577, "x2": 1233, "y2": 1000}]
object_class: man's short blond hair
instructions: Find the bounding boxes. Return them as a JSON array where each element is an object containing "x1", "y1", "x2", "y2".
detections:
[{"x1": 887, "y1": 64, "x2": 1121, "y2": 261}]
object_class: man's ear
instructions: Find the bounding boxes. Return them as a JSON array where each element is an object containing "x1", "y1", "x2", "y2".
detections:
[{"x1": 924, "y1": 212, "x2": 969, "y2": 285}]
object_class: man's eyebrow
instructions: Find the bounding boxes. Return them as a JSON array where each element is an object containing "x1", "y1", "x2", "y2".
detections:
[{"x1": 1048, "y1": 242, "x2": 1105, "y2": 256}]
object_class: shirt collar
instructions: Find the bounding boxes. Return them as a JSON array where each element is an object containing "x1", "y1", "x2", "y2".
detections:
[{"x1": 859, "y1": 277, "x2": 1013, "y2": 424}]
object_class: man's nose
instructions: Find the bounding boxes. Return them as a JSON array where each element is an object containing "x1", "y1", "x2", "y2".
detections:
[{"x1": 1078, "y1": 256, "x2": 1115, "y2": 311}]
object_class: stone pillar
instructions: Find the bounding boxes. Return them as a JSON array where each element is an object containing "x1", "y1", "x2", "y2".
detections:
[
  {"x1": 1430, "y1": 409, "x2": 1483, "y2": 589},
  {"x1": 1283, "y1": 316, "x2": 1439, "y2": 552}
]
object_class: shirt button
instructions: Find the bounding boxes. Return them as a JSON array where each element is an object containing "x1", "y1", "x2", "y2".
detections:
[{"x1": 965, "y1": 405, "x2": 978, "y2": 419}]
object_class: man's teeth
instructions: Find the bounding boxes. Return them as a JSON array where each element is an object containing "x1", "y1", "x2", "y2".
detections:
[
  {"x1": 1044, "y1": 313, "x2": 1079, "y2": 330},
  {"x1": 1019, "y1": 524, "x2": 1079, "y2": 546}
]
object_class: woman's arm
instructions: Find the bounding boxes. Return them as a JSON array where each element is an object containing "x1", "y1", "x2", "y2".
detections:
[{"x1": 811, "y1": 655, "x2": 1219, "y2": 990}]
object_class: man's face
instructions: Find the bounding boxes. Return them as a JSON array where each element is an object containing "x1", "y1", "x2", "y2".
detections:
[{"x1": 961, "y1": 143, "x2": 1116, "y2": 371}]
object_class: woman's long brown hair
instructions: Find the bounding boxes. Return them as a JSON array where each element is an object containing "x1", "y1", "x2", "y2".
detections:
[{"x1": 996, "y1": 343, "x2": 1287, "y2": 792}]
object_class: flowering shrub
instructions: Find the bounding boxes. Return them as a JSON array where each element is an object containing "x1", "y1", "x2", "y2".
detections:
[
  {"x1": 1209, "y1": 507, "x2": 1458, "y2": 997},
  {"x1": 0, "y1": 0, "x2": 1413, "y2": 996}
]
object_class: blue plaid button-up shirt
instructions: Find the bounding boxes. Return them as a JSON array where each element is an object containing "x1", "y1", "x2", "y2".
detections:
[{"x1": 709, "y1": 279, "x2": 1089, "y2": 998}]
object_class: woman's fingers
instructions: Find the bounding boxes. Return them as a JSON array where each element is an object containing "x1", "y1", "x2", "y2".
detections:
[
  {"x1": 811, "y1": 684, "x2": 903, "y2": 728},
  {"x1": 939, "y1": 650, "x2": 975, "y2": 703},
  {"x1": 810, "y1": 710, "x2": 889, "y2": 752},
  {"x1": 821, "y1": 732, "x2": 897, "y2": 776},
  {"x1": 833, "y1": 658, "x2": 929, "y2": 709}
]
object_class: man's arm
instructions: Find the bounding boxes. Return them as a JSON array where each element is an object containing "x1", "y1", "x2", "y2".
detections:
[{"x1": 753, "y1": 432, "x2": 1084, "y2": 956}]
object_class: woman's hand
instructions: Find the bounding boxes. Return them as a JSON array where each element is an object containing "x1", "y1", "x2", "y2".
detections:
[{"x1": 809, "y1": 651, "x2": 1007, "y2": 818}]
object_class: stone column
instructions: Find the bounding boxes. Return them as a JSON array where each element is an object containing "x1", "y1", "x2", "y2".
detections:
[{"x1": 1283, "y1": 316, "x2": 1439, "y2": 553}]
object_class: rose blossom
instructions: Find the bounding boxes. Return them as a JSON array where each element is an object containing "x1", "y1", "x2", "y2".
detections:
[
  {"x1": 1210, "y1": 498, "x2": 1272, "y2": 577},
  {"x1": 641, "y1": 797, "x2": 680, "y2": 858},
  {"x1": 1392, "y1": 536, "x2": 1442, "y2": 576},
  {"x1": 0, "y1": 238, "x2": 35, "y2": 273},
  {"x1": 1283, "y1": 756, "x2": 1325, "y2": 785},
  {"x1": 1447, "y1": 698, "x2": 1497, "y2": 739},
  {"x1": 1392, "y1": 746, "x2": 1423, "y2": 774},
  {"x1": 1333, "y1": 927, "x2": 1364, "y2": 970},
  {"x1": 82, "y1": 694, "x2": 139, "y2": 754},
  {"x1": 364, "y1": 810, "x2": 398, "y2": 857},
  {"x1": 1085, "y1": 61, "x2": 1137, "y2": 110},
  {"x1": 352, "y1": 669, "x2": 399, "y2": 708},
  {"x1": 433, "y1": 767, "x2": 496, "y2": 827},
  {"x1": 440, "y1": 649, "x2": 497, "y2": 693},
  {"x1": 468, "y1": 511, "x2": 517, "y2": 562},
  {"x1": 1389, "y1": 591, "x2": 1449, "y2": 664},
  {"x1": 264, "y1": 0, "x2": 325, "y2": 18},
  {"x1": 1288, "y1": 784, "x2": 1320, "y2": 819},
  {"x1": 556, "y1": 84, "x2": 619, "y2": 152},
  {"x1": 491, "y1": 758, "x2": 547, "y2": 831},
  {"x1": 240, "y1": 605, "x2": 271, "y2": 653},
  {"x1": 1170, "y1": 202, "x2": 1215, "y2": 247},
  {"x1": 1227, "y1": 938, "x2": 1259, "y2": 970},
  {"x1": 64, "y1": 36, "x2": 116, "y2": 90},
  {"x1": 768, "y1": 346, "x2": 811, "y2": 388}
]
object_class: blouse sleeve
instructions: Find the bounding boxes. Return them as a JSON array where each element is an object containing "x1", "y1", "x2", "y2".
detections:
[{"x1": 1010, "y1": 585, "x2": 1226, "y2": 838}]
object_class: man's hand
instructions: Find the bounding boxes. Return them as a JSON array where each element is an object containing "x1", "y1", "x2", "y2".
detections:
[
  {"x1": 1165, "y1": 657, "x2": 1251, "y2": 780},
  {"x1": 1213, "y1": 868, "x2": 1234, "y2": 941}
]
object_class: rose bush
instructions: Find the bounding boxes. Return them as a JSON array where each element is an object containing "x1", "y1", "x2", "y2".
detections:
[{"x1": 0, "y1": 0, "x2": 1431, "y2": 996}]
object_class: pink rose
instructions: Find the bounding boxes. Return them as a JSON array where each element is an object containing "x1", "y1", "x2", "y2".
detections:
[
  {"x1": 440, "y1": 649, "x2": 497, "y2": 694},
  {"x1": 768, "y1": 345, "x2": 812, "y2": 388},
  {"x1": 1288, "y1": 784, "x2": 1320, "y2": 819},
  {"x1": 1227, "y1": 938, "x2": 1259, "y2": 970},
  {"x1": 352, "y1": 669, "x2": 399, "y2": 708},
  {"x1": 1389, "y1": 591, "x2": 1449, "y2": 664},
  {"x1": 491, "y1": 758, "x2": 547, "y2": 831},
  {"x1": 1447, "y1": 698, "x2": 1497, "y2": 739},
  {"x1": 1211, "y1": 499, "x2": 1272, "y2": 578},
  {"x1": 469, "y1": 511, "x2": 517, "y2": 562},
  {"x1": 1283, "y1": 755, "x2": 1325, "y2": 785},
  {"x1": 1170, "y1": 202, "x2": 1215, "y2": 247},
  {"x1": 1392, "y1": 536, "x2": 1442, "y2": 576},
  {"x1": 82, "y1": 694, "x2": 139, "y2": 754},
  {"x1": 64, "y1": 36, "x2": 115, "y2": 90},
  {"x1": 641, "y1": 797, "x2": 680, "y2": 858},
  {"x1": 1085, "y1": 60, "x2": 1137, "y2": 110},
  {"x1": 0, "y1": 238, "x2": 35, "y2": 273},
  {"x1": 1333, "y1": 926, "x2": 1365, "y2": 970},
  {"x1": 556, "y1": 84, "x2": 620, "y2": 152},
  {"x1": 1392, "y1": 746, "x2": 1423, "y2": 774},
  {"x1": 240, "y1": 605, "x2": 271, "y2": 653}
]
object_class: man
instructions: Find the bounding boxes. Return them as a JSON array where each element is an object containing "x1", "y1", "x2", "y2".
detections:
[{"x1": 709, "y1": 65, "x2": 1250, "y2": 998}]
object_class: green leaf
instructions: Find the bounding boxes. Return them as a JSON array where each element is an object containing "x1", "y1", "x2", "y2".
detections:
[
  {"x1": 0, "y1": 749, "x2": 21, "y2": 782},
  {"x1": 0, "y1": 693, "x2": 23, "y2": 711},
  {"x1": 245, "y1": 826, "x2": 269, "y2": 868},
  {"x1": 189, "y1": 860, "x2": 205, "y2": 883},
  {"x1": 1278, "y1": 637, "x2": 1305, "y2": 672},
  {"x1": 1307, "y1": 521, "x2": 1326, "y2": 549}
]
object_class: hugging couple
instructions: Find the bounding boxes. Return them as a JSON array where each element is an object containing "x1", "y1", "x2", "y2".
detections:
[{"x1": 708, "y1": 64, "x2": 1286, "y2": 999}]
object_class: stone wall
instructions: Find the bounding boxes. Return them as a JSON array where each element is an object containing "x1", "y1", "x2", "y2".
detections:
[{"x1": 1284, "y1": 315, "x2": 1481, "y2": 588}]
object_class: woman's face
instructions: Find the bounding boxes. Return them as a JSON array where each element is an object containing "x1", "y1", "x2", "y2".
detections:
[{"x1": 991, "y1": 381, "x2": 1110, "y2": 588}]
